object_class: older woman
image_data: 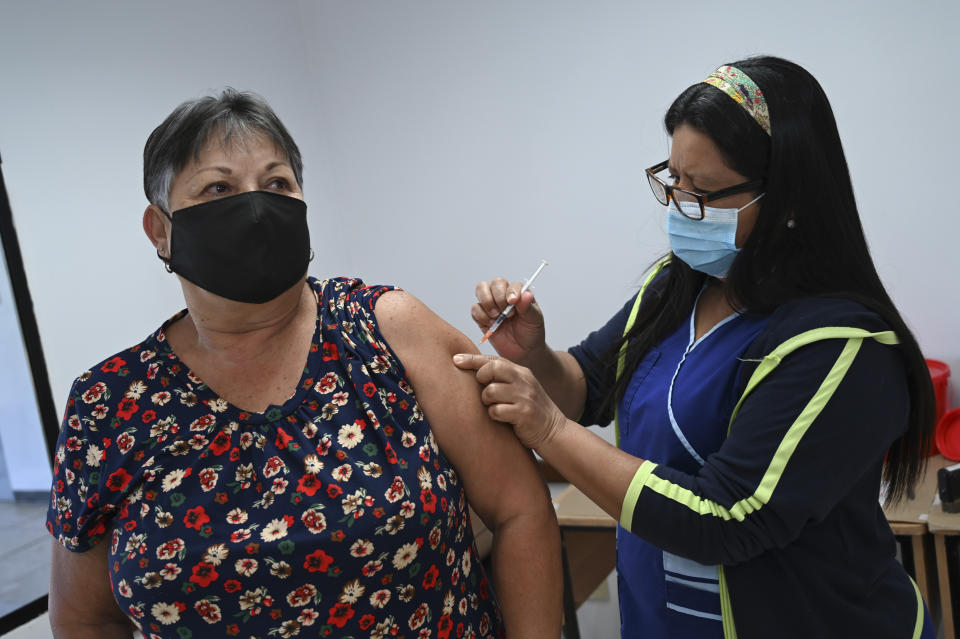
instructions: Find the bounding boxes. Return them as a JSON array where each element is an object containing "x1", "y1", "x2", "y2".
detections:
[{"x1": 46, "y1": 89, "x2": 561, "y2": 639}]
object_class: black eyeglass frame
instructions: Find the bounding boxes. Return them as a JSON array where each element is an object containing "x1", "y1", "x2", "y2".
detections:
[{"x1": 646, "y1": 160, "x2": 765, "y2": 220}]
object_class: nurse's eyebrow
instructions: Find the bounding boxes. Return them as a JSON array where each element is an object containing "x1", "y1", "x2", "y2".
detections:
[
  {"x1": 684, "y1": 169, "x2": 726, "y2": 192},
  {"x1": 668, "y1": 164, "x2": 707, "y2": 192}
]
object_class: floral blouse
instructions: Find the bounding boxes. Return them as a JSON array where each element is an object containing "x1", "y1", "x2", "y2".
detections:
[{"x1": 47, "y1": 277, "x2": 504, "y2": 639}]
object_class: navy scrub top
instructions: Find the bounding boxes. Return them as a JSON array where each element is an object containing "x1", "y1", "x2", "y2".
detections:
[{"x1": 614, "y1": 288, "x2": 769, "y2": 638}]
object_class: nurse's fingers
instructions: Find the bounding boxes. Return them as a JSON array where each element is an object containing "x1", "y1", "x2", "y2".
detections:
[{"x1": 453, "y1": 352, "x2": 498, "y2": 374}]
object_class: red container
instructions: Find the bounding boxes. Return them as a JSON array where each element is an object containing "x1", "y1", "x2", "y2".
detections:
[
  {"x1": 928, "y1": 359, "x2": 952, "y2": 420},
  {"x1": 936, "y1": 408, "x2": 960, "y2": 461},
  {"x1": 927, "y1": 359, "x2": 951, "y2": 457}
]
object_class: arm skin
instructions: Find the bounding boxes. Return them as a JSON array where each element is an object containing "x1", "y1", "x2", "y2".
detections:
[
  {"x1": 49, "y1": 541, "x2": 134, "y2": 639},
  {"x1": 376, "y1": 290, "x2": 562, "y2": 639},
  {"x1": 453, "y1": 353, "x2": 642, "y2": 522},
  {"x1": 471, "y1": 280, "x2": 587, "y2": 420}
]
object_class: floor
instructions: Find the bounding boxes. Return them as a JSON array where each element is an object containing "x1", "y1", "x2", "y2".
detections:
[{"x1": 0, "y1": 430, "x2": 50, "y2": 625}]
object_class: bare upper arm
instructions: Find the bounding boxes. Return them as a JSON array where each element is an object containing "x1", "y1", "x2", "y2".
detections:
[
  {"x1": 50, "y1": 540, "x2": 130, "y2": 633},
  {"x1": 374, "y1": 290, "x2": 552, "y2": 529}
]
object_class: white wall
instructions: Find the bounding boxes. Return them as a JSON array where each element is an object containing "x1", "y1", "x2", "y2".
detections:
[
  {"x1": 0, "y1": 239, "x2": 50, "y2": 494},
  {"x1": 1, "y1": 1, "x2": 958, "y2": 491}
]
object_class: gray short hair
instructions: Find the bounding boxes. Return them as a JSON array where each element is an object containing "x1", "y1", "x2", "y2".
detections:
[{"x1": 143, "y1": 88, "x2": 304, "y2": 212}]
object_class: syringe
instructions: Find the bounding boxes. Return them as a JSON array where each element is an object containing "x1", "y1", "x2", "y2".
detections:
[{"x1": 480, "y1": 259, "x2": 548, "y2": 343}]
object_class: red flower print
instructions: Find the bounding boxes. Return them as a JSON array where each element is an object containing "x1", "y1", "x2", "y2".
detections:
[
  {"x1": 189, "y1": 414, "x2": 216, "y2": 431},
  {"x1": 363, "y1": 382, "x2": 376, "y2": 397},
  {"x1": 437, "y1": 615, "x2": 453, "y2": 639},
  {"x1": 428, "y1": 525, "x2": 442, "y2": 549},
  {"x1": 81, "y1": 382, "x2": 107, "y2": 404},
  {"x1": 183, "y1": 506, "x2": 210, "y2": 530},
  {"x1": 198, "y1": 468, "x2": 218, "y2": 491},
  {"x1": 87, "y1": 518, "x2": 106, "y2": 538},
  {"x1": 275, "y1": 428, "x2": 293, "y2": 450},
  {"x1": 327, "y1": 602, "x2": 355, "y2": 628},
  {"x1": 321, "y1": 342, "x2": 339, "y2": 361},
  {"x1": 422, "y1": 564, "x2": 440, "y2": 589},
  {"x1": 223, "y1": 579, "x2": 242, "y2": 593},
  {"x1": 385, "y1": 443, "x2": 398, "y2": 465},
  {"x1": 358, "y1": 613, "x2": 376, "y2": 630},
  {"x1": 263, "y1": 456, "x2": 284, "y2": 478},
  {"x1": 420, "y1": 489, "x2": 437, "y2": 514},
  {"x1": 140, "y1": 409, "x2": 157, "y2": 423},
  {"x1": 105, "y1": 468, "x2": 133, "y2": 492},
  {"x1": 304, "y1": 549, "x2": 334, "y2": 573},
  {"x1": 326, "y1": 484, "x2": 343, "y2": 499},
  {"x1": 209, "y1": 431, "x2": 231, "y2": 456},
  {"x1": 115, "y1": 398, "x2": 139, "y2": 420},
  {"x1": 297, "y1": 473, "x2": 322, "y2": 496},
  {"x1": 116, "y1": 433, "x2": 135, "y2": 454},
  {"x1": 189, "y1": 561, "x2": 219, "y2": 587},
  {"x1": 100, "y1": 356, "x2": 126, "y2": 373},
  {"x1": 410, "y1": 603, "x2": 429, "y2": 630}
]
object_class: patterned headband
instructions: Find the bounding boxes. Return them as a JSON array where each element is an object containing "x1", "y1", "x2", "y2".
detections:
[{"x1": 702, "y1": 65, "x2": 771, "y2": 136}]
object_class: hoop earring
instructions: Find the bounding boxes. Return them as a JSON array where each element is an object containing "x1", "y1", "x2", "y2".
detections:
[{"x1": 309, "y1": 248, "x2": 315, "y2": 262}]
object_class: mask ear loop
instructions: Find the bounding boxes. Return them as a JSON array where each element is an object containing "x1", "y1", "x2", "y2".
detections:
[
  {"x1": 309, "y1": 248, "x2": 315, "y2": 262},
  {"x1": 156, "y1": 207, "x2": 175, "y2": 273}
]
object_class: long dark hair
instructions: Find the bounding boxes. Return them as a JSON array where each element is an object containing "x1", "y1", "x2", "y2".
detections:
[{"x1": 603, "y1": 56, "x2": 933, "y2": 504}]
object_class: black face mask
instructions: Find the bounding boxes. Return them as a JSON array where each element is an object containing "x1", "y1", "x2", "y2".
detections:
[{"x1": 157, "y1": 191, "x2": 311, "y2": 304}]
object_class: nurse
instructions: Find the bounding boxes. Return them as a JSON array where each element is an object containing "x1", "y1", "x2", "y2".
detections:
[{"x1": 454, "y1": 56, "x2": 937, "y2": 639}]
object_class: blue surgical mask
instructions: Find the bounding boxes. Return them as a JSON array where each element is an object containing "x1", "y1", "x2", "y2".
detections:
[{"x1": 666, "y1": 194, "x2": 764, "y2": 278}]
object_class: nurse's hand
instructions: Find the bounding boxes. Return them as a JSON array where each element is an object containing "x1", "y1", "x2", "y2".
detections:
[
  {"x1": 452, "y1": 353, "x2": 568, "y2": 450},
  {"x1": 472, "y1": 277, "x2": 546, "y2": 365}
]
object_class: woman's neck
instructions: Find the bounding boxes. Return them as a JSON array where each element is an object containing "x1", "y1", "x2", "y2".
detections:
[{"x1": 169, "y1": 280, "x2": 315, "y2": 367}]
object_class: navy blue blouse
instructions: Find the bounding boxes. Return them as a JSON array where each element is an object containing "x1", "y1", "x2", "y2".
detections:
[{"x1": 47, "y1": 277, "x2": 504, "y2": 639}]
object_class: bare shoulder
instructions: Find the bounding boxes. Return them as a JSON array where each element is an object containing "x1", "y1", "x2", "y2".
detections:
[
  {"x1": 373, "y1": 291, "x2": 550, "y2": 532},
  {"x1": 375, "y1": 290, "x2": 477, "y2": 361}
]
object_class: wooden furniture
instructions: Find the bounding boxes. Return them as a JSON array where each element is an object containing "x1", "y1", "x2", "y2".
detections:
[
  {"x1": 926, "y1": 480, "x2": 960, "y2": 639},
  {"x1": 553, "y1": 484, "x2": 617, "y2": 639},
  {"x1": 882, "y1": 454, "x2": 953, "y2": 622}
]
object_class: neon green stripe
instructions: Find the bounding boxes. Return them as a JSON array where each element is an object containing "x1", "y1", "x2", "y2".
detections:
[
  {"x1": 619, "y1": 460, "x2": 658, "y2": 531},
  {"x1": 641, "y1": 337, "x2": 864, "y2": 521},
  {"x1": 718, "y1": 565, "x2": 737, "y2": 639},
  {"x1": 729, "y1": 328, "x2": 898, "y2": 434},
  {"x1": 614, "y1": 257, "x2": 671, "y2": 448},
  {"x1": 910, "y1": 577, "x2": 924, "y2": 639}
]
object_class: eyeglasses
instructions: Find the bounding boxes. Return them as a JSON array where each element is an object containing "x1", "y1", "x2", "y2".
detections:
[{"x1": 645, "y1": 160, "x2": 765, "y2": 220}]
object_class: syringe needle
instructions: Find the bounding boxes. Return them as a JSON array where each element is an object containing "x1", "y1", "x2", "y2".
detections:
[{"x1": 480, "y1": 260, "x2": 548, "y2": 343}]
